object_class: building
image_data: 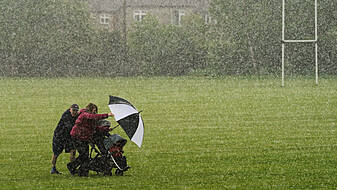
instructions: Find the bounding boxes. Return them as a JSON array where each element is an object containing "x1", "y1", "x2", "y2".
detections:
[{"x1": 88, "y1": 0, "x2": 211, "y2": 31}]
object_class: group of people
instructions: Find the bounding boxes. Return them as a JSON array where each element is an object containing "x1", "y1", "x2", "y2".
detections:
[{"x1": 51, "y1": 103, "x2": 114, "y2": 177}]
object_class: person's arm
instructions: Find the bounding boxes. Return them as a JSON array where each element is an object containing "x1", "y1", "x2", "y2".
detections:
[
  {"x1": 54, "y1": 112, "x2": 69, "y2": 136},
  {"x1": 63, "y1": 115, "x2": 75, "y2": 133},
  {"x1": 84, "y1": 112, "x2": 114, "y2": 120}
]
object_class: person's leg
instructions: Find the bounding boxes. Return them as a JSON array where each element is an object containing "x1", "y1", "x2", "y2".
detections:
[
  {"x1": 76, "y1": 142, "x2": 89, "y2": 177},
  {"x1": 51, "y1": 154, "x2": 58, "y2": 167},
  {"x1": 65, "y1": 138, "x2": 76, "y2": 162},
  {"x1": 67, "y1": 139, "x2": 88, "y2": 176},
  {"x1": 51, "y1": 137, "x2": 63, "y2": 174},
  {"x1": 67, "y1": 140, "x2": 81, "y2": 175},
  {"x1": 69, "y1": 149, "x2": 76, "y2": 162}
]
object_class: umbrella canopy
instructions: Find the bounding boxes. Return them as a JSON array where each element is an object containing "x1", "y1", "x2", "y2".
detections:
[{"x1": 108, "y1": 96, "x2": 144, "y2": 148}]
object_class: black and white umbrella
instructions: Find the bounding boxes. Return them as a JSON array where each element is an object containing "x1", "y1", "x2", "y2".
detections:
[{"x1": 108, "y1": 96, "x2": 144, "y2": 148}]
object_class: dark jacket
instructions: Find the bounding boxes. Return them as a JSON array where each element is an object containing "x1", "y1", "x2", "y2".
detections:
[
  {"x1": 70, "y1": 109, "x2": 109, "y2": 142},
  {"x1": 54, "y1": 109, "x2": 78, "y2": 139}
]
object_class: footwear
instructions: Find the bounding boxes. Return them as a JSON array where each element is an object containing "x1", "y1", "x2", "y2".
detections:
[
  {"x1": 67, "y1": 163, "x2": 76, "y2": 176},
  {"x1": 78, "y1": 169, "x2": 89, "y2": 177},
  {"x1": 78, "y1": 172, "x2": 89, "y2": 177},
  {"x1": 51, "y1": 167, "x2": 62, "y2": 174}
]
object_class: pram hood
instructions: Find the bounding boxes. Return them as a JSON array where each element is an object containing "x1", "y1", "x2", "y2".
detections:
[{"x1": 104, "y1": 134, "x2": 127, "y2": 150}]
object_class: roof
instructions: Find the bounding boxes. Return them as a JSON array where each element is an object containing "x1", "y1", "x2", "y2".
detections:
[
  {"x1": 89, "y1": 0, "x2": 209, "y2": 12},
  {"x1": 89, "y1": 0, "x2": 122, "y2": 12},
  {"x1": 129, "y1": 0, "x2": 209, "y2": 8}
]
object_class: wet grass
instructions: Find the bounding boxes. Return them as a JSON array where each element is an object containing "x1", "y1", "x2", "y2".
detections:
[{"x1": 0, "y1": 76, "x2": 336, "y2": 189}]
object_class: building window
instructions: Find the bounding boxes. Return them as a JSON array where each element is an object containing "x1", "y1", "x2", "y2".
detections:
[
  {"x1": 173, "y1": 10, "x2": 185, "y2": 26},
  {"x1": 204, "y1": 14, "x2": 212, "y2": 24},
  {"x1": 100, "y1": 14, "x2": 109, "y2": 25},
  {"x1": 204, "y1": 14, "x2": 217, "y2": 25},
  {"x1": 134, "y1": 10, "x2": 146, "y2": 21}
]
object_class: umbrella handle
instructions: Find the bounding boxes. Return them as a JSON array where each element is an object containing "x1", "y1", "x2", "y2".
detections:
[{"x1": 111, "y1": 124, "x2": 120, "y2": 131}]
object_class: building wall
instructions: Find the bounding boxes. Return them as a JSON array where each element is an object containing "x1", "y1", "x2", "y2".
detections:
[
  {"x1": 88, "y1": 0, "x2": 210, "y2": 31},
  {"x1": 125, "y1": 7, "x2": 194, "y2": 24}
]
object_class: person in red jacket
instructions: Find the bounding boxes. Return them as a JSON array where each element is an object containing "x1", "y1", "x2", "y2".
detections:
[{"x1": 67, "y1": 103, "x2": 114, "y2": 177}]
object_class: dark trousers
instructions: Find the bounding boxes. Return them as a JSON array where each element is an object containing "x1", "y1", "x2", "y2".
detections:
[{"x1": 68, "y1": 138, "x2": 89, "y2": 176}]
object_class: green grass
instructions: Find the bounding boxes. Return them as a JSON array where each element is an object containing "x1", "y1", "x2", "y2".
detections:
[{"x1": 0, "y1": 77, "x2": 336, "y2": 189}]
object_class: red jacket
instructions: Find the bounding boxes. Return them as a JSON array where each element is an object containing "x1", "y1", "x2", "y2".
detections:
[{"x1": 70, "y1": 109, "x2": 109, "y2": 141}]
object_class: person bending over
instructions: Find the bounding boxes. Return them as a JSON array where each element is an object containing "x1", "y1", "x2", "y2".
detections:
[
  {"x1": 67, "y1": 103, "x2": 114, "y2": 177},
  {"x1": 51, "y1": 104, "x2": 79, "y2": 174}
]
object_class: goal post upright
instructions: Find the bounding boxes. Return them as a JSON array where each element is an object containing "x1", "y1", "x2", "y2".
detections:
[
  {"x1": 315, "y1": 0, "x2": 318, "y2": 85},
  {"x1": 281, "y1": 0, "x2": 318, "y2": 87},
  {"x1": 282, "y1": 0, "x2": 285, "y2": 87}
]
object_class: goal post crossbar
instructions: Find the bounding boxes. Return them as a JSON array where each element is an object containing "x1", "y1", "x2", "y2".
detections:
[{"x1": 283, "y1": 40, "x2": 317, "y2": 43}]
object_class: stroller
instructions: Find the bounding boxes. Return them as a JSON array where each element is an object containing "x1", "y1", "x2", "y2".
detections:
[{"x1": 88, "y1": 121, "x2": 130, "y2": 176}]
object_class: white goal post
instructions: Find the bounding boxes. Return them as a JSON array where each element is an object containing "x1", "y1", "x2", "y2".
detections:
[{"x1": 282, "y1": 0, "x2": 318, "y2": 86}]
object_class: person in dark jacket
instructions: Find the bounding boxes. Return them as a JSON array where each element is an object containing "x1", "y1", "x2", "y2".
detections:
[
  {"x1": 51, "y1": 104, "x2": 79, "y2": 174},
  {"x1": 67, "y1": 103, "x2": 114, "y2": 177}
]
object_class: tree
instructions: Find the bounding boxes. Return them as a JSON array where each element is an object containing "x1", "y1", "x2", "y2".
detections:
[
  {"x1": 0, "y1": 0, "x2": 95, "y2": 77},
  {"x1": 209, "y1": 0, "x2": 282, "y2": 75},
  {"x1": 128, "y1": 15, "x2": 208, "y2": 76},
  {"x1": 91, "y1": 29, "x2": 127, "y2": 76},
  {"x1": 208, "y1": 0, "x2": 337, "y2": 75}
]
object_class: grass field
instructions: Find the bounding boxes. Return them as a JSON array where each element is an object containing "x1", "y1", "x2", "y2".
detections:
[{"x1": 0, "y1": 77, "x2": 336, "y2": 189}]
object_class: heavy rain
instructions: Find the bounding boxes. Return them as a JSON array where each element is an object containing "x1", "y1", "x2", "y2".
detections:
[
  {"x1": 1, "y1": 0, "x2": 336, "y2": 77},
  {"x1": 0, "y1": 0, "x2": 336, "y2": 189}
]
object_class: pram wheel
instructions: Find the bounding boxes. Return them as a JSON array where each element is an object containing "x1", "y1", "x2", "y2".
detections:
[{"x1": 115, "y1": 169, "x2": 123, "y2": 176}]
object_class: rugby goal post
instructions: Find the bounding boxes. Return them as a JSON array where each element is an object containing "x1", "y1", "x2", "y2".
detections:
[{"x1": 282, "y1": 0, "x2": 318, "y2": 86}]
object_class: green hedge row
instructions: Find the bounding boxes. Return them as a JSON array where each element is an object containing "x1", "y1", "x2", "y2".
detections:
[{"x1": 0, "y1": 0, "x2": 336, "y2": 77}]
